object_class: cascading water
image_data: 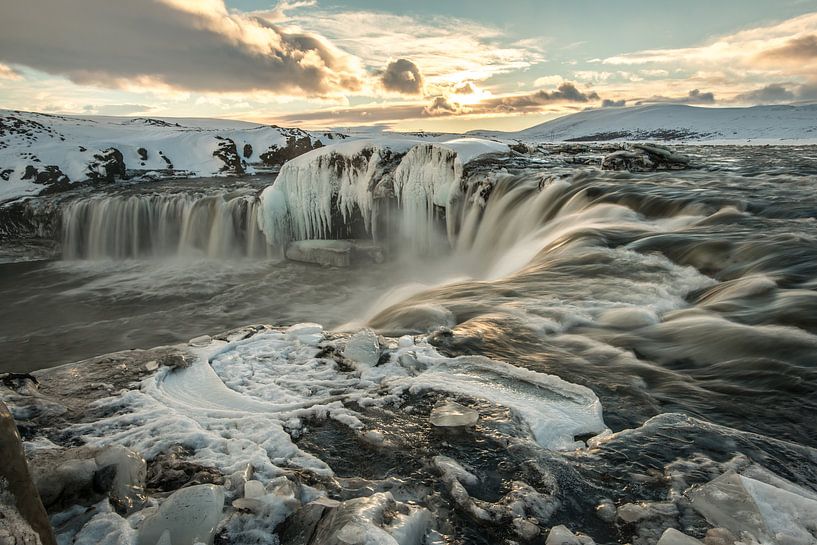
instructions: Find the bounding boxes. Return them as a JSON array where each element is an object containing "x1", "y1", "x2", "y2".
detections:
[{"x1": 60, "y1": 193, "x2": 271, "y2": 259}]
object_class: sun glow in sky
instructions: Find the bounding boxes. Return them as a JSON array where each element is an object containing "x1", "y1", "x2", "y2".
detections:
[{"x1": 1, "y1": 0, "x2": 816, "y2": 131}]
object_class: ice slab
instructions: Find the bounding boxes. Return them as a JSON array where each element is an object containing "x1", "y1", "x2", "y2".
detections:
[
  {"x1": 429, "y1": 401, "x2": 479, "y2": 428},
  {"x1": 137, "y1": 484, "x2": 225, "y2": 545}
]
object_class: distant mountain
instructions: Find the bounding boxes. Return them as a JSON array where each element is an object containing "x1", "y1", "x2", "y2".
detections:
[
  {"x1": 471, "y1": 104, "x2": 817, "y2": 143},
  {"x1": 0, "y1": 110, "x2": 348, "y2": 202}
]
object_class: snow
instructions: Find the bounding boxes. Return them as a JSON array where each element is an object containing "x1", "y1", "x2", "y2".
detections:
[
  {"x1": 474, "y1": 103, "x2": 817, "y2": 143},
  {"x1": 0, "y1": 109, "x2": 338, "y2": 202},
  {"x1": 63, "y1": 325, "x2": 605, "y2": 495}
]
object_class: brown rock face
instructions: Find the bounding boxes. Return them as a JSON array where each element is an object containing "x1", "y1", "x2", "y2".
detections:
[{"x1": 0, "y1": 401, "x2": 57, "y2": 545}]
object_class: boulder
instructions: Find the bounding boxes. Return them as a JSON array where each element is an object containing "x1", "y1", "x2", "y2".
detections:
[{"x1": 0, "y1": 401, "x2": 57, "y2": 545}]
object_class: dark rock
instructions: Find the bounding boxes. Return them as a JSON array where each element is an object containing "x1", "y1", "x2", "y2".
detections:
[
  {"x1": 158, "y1": 352, "x2": 190, "y2": 370},
  {"x1": 137, "y1": 147, "x2": 148, "y2": 160},
  {"x1": 146, "y1": 445, "x2": 224, "y2": 493},
  {"x1": 87, "y1": 148, "x2": 127, "y2": 183},
  {"x1": 601, "y1": 143, "x2": 690, "y2": 172},
  {"x1": 213, "y1": 137, "x2": 244, "y2": 175},
  {"x1": 0, "y1": 401, "x2": 58, "y2": 545},
  {"x1": 242, "y1": 143, "x2": 253, "y2": 158},
  {"x1": 260, "y1": 135, "x2": 322, "y2": 167},
  {"x1": 1, "y1": 168, "x2": 14, "y2": 181}
]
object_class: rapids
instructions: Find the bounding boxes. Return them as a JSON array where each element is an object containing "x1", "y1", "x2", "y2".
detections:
[{"x1": 1, "y1": 144, "x2": 817, "y2": 544}]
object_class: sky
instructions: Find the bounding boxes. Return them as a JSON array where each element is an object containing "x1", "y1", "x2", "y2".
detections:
[{"x1": 1, "y1": 0, "x2": 816, "y2": 132}]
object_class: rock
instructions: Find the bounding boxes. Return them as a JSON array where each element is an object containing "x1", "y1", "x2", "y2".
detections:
[
  {"x1": 429, "y1": 401, "x2": 479, "y2": 428},
  {"x1": 0, "y1": 401, "x2": 57, "y2": 545},
  {"x1": 657, "y1": 528, "x2": 704, "y2": 545},
  {"x1": 145, "y1": 445, "x2": 224, "y2": 493},
  {"x1": 594, "y1": 499, "x2": 616, "y2": 523},
  {"x1": 137, "y1": 147, "x2": 148, "y2": 161},
  {"x1": 137, "y1": 484, "x2": 225, "y2": 545},
  {"x1": 212, "y1": 137, "x2": 244, "y2": 175},
  {"x1": 242, "y1": 143, "x2": 253, "y2": 158},
  {"x1": 88, "y1": 148, "x2": 126, "y2": 183},
  {"x1": 260, "y1": 134, "x2": 322, "y2": 167},
  {"x1": 157, "y1": 352, "x2": 191, "y2": 369},
  {"x1": 601, "y1": 143, "x2": 689, "y2": 172}
]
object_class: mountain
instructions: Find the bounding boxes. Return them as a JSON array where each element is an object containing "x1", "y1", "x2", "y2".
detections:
[
  {"x1": 473, "y1": 104, "x2": 817, "y2": 143},
  {"x1": 0, "y1": 110, "x2": 348, "y2": 202}
]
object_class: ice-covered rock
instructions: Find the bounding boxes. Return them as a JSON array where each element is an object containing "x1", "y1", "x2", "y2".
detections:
[
  {"x1": 136, "y1": 484, "x2": 225, "y2": 545},
  {"x1": 429, "y1": 401, "x2": 479, "y2": 428},
  {"x1": 257, "y1": 137, "x2": 508, "y2": 255}
]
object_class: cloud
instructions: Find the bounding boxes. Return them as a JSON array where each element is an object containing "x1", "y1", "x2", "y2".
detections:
[
  {"x1": 602, "y1": 99, "x2": 626, "y2": 107},
  {"x1": 756, "y1": 34, "x2": 817, "y2": 64},
  {"x1": 280, "y1": 82, "x2": 601, "y2": 126},
  {"x1": 602, "y1": 12, "x2": 817, "y2": 80},
  {"x1": 638, "y1": 89, "x2": 715, "y2": 105},
  {"x1": 278, "y1": 9, "x2": 546, "y2": 85},
  {"x1": 83, "y1": 104, "x2": 156, "y2": 116},
  {"x1": 736, "y1": 82, "x2": 817, "y2": 103},
  {"x1": 0, "y1": 63, "x2": 22, "y2": 80},
  {"x1": 493, "y1": 83, "x2": 599, "y2": 109},
  {"x1": 736, "y1": 83, "x2": 796, "y2": 103},
  {"x1": 0, "y1": 0, "x2": 364, "y2": 96},
  {"x1": 381, "y1": 59, "x2": 424, "y2": 95}
]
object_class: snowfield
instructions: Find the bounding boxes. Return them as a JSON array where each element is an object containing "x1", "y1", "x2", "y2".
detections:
[
  {"x1": 474, "y1": 103, "x2": 817, "y2": 144},
  {"x1": 0, "y1": 110, "x2": 344, "y2": 202}
]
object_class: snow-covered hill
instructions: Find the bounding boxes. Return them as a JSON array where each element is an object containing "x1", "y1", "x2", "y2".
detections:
[
  {"x1": 0, "y1": 110, "x2": 348, "y2": 202},
  {"x1": 475, "y1": 104, "x2": 817, "y2": 144}
]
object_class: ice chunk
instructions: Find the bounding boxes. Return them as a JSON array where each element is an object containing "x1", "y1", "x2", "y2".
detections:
[
  {"x1": 429, "y1": 401, "x2": 479, "y2": 428},
  {"x1": 94, "y1": 445, "x2": 146, "y2": 514},
  {"x1": 137, "y1": 484, "x2": 225, "y2": 545},
  {"x1": 688, "y1": 470, "x2": 817, "y2": 544},
  {"x1": 344, "y1": 329, "x2": 381, "y2": 367},
  {"x1": 188, "y1": 335, "x2": 212, "y2": 347},
  {"x1": 546, "y1": 525, "x2": 580, "y2": 545},
  {"x1": 656, "y1": 529, "x2": 703, "y2": 545},
  {"x1": 286, "y1": 239, "x2": 352, "y2": 267}
]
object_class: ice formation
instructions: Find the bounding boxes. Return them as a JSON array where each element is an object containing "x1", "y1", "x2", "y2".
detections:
[
  {"x1": 136, "y1": 484, "x2": 225, "y2": 545},
  {"x1": 257, "y1": 137, "x2": 508, "y2": 255}
]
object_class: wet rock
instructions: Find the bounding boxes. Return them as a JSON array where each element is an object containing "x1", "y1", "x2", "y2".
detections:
[
  {"x1": 429, "y1": 401, "x2": 479, "y2": 428},
  {"x1": 601, "y1": 144, "x2": 689, "y2": 172},
  {"x1": 212, "y1": 137, "x2": 244, "y2": 175},
  {"x1": 158, "y1": 352, "x2": 191, "y2": 369},
  {"x1": 278, "y1": 496, "x2": 340, "y2": 545},
  {"x1": 145, "y1": 446, "x2": 224, "y2": 493},
  {"x1": 0, "y1": 401, "x2": 57, "y2": 545},
  {"x1": 137, "y1": 484, "x2": 225, "y2": 545}
]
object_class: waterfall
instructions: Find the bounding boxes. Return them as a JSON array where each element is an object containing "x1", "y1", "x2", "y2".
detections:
[{"x1": 61, "y1": 193, "x2": 272, "y2": 259}]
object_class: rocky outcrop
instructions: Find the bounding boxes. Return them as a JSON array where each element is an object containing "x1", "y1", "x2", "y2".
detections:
[
  {"x1": 0, "y1": 401, "x2": 57, "y2": 545},
  {"x1": 601, "y1": 143, "x2": 690, "y2": 172},
  {"x1": 260, "y1": 135, "x2": 322, "y2": 167},
  {"x1": 87, "y1": 148, "x2": 127, "y2": 183},
  {"x1": 213, "y1": 137, "x2": 244, "y2": 175}
]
